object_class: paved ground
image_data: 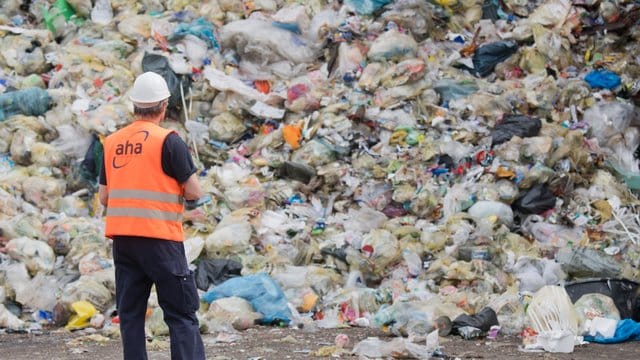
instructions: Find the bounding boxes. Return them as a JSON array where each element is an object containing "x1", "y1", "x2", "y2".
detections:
[{"x1": 2, "y1": 326, "x2": 640, "y2": 359}]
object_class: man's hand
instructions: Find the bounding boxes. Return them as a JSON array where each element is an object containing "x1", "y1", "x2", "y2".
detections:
[{"x1": 185, "y1": 194, "x2": 212, "y2": 211}]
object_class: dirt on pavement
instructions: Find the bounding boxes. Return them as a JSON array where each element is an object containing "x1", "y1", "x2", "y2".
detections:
[{"x1": 3, "y1": 326, "x2": 640, "y2": 360}]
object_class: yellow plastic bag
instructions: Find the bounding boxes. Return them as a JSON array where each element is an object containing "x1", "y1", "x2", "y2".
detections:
[{"x1": 65, "y1": 301, "x2": 97, "y2": 330}]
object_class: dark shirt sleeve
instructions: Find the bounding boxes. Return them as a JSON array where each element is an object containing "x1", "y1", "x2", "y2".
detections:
[
  {"x1": 162, "y1": 132, "x2": 197, "y2": 183},
  {"x1": 99, "y1": 157, "x2": 107, "y2": 185}
]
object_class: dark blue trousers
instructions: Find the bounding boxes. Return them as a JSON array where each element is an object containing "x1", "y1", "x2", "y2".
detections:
[{"x1": 113, "y1": 236, "x2": 205, "y2": 360}]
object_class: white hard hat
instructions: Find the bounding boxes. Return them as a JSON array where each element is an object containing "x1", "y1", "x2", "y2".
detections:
[{"x1": 129, "y1": 72, "x2": 171, "y2": 106}]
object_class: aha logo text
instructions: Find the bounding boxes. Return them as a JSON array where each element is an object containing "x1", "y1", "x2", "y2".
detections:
[{"x1": 112, "y1": 130, "x2": 149, "y2": 169}]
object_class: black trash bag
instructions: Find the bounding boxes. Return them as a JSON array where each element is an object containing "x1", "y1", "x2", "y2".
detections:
[
  {"x1": 565, "y1": 278, "x2": 640, "y2": 321},
  {"x1": 80, "y1": 134, "x2": 103, "y2": 183},
  {"x1": 320, "y1": 246, "x2": 348, "y2": 262},
  {"x1": 452, "y1": 307, "x2": 499, "y2": 334},
  {"x1": 277, "y1": 161, "x2": 317, "y2": 184},
  {"x1": 491, "y1": 115, "x2": 542, "y2": 146},
  {"x1": 512, "y1": 183, "x2": 556, "y2": 214},
  {"x1": 141, "y1": 53, "x2": 192, "y2": 110},
  {"x1": 481, "y1": 0, "x2": 500, "y2": 21},
  {"x1": 195, "y1": 259, "x2": 242, "y2": 291},
  {"x1": 472, "y1": 41, "x2": 518, "y2": 77},
  {"x1": 437, "y1": 154, "x2": 456, "y2": 170}
]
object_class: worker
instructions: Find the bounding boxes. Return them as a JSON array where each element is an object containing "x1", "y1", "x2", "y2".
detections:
[{"x1": 98, "y1": 72, "x2": 206, "y2": 360}]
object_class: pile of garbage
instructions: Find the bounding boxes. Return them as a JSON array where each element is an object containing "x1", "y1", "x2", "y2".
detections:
[{"x1": 2, "y1": 0, "x2": 640, "y2": 357}]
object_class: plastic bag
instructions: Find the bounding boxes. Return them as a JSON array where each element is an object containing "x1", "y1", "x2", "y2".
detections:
[
  {"x1": 66, "y1": 0, "x2": 92, "y2": 17},
  {"x1": 65, "y1": 230, "x2": 109, "y2": 267},
  {"x1": 219, "y1": 19, "x2": 316, "y2": 65},
  {"x1": 209, "y1": 112, "x2": 246, "y2": 142},
  {"x1": 357, "y1": 229, "x2": 400, "y2": 279},
  {"x1": 584, "y1": 102, "x2": 640, "y2": 146},
  {"x1": 21, "y1": 176, "x2": 67, "y2": 211},
  {"x1": 4, "y1": 263, "x2": 60, "y2": 310},
  {"x1": 527, "y1": 285, "x2": 580, "y2": 338},
  {"x1": 0, "y1": 36, "x2": 47, "y2": 76},
  {"x1": 43, "y1": 0, "x2": 77, "y2": 36},
  {"x1": 147, "y1": 306, "x2": 169, "y2": 336},
  {"x1": 374, "y1": 300, "x2": 451, "y2": 337},
  {"x1": 584, "y1": 319, "x2": 640, "y2": 344},
  {"x1": 169, "y1": 17, "x2": 218, "y2": 49},
  {"x1": 117, "y1": 14, "x2": 152, "y2": 39},
  {"x1": 204, "y1": 67, "x2": 281, "y2": 105},
  {"x1": 471, "y1": 41, "x2": 518, "y2": 77},
  {"x1": 565, "y1": 279, "x2": 640, "y2": 321},
  {"x1": 195, "y1": 259, "x2": 242, "y2": 291},
  {"x1": 585, "y1": 70, "x2": 621, "y2": 89},
  {"x1": 205, "y1": 210, "x2": 253, "y2": 257},
  {"x1": 345, "y1": 0, "x2": 392, "y2": 15},
  {"x1": 0, "y1": 303, "x2": 24, "y2": 330},
  {"x1": 50, "y1": 124, "x2": 93, "y2": 159},
  {"x1": 6, "y1": 237, "x2": 56, "y2": 275},
  {"x1": 488, "y1": 289, "x2": 525, "y2": 335},
  {"x1": 380, "y1": 58, "x2": 426, "y2": 88},
  {"x1": 556, "y1": 247, "x2": 622, "y2": 279},
  {"x1": 65, "y1": 301, "x2": 97, "y2": 330},
  {"x1": 528, "y1": 0, "x2": 572, "y2": 27},
  {"x1": 452, "y1": 307, "x2": 499, "y2": 334},
  {"x1": 433, "y1": 80, "x2": 479, "y2": 105},
  {"x1": 574, "y1": 293, "x2": 621, "y2": 330},
  {"x1": 31, "y1": 142, "x2": 66, "y2": 167},
  {"x1": 512, "y1": 184, "x2": 556, "y2": 214},
  {"x1": 91, "y1": 0, "x2": 113, "y2": 25},
  {"x1": 291, "y1": 139, "x2": 336, "y2": 167},
  {"x1": 491, "y1": 115, "x2": 542, "y2": 146},
  {"x1": 202, "y1": 296, "x2": 262, "y2": 332},
  {"x1": 368, "y1": 28, "x2": 418, "y2": 61},
  {"x1": 0, "y1": 88, "x2": 51, "y2": 122},
  {"x1": 184, "y1": 236, "x2": 205, "y2": 264},
  {"x1": 467, "y1": 201, "x2": 514, "y2": 226},
  {"x1": 201, "y1": 273, "x2": 292, "y2": 325},
  {"x1": 142, "y1": 53, "x2": 191, "y2": 110},
  {"x1": 61, "y1": 276, "x2": 112, "y2": 312},
  {"x1": 78, "y1": 252, "x2": 113, "y2": 275},
  {"x1": 277, "y1": 161, "x2": 317, "y2": 184}
]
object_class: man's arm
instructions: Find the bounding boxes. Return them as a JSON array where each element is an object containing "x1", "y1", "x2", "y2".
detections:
[
  {"x1": 99, "y1": 184, "x2": 108, "y2": 206},
  {"x1": 182, "y1": 173, "x2": 204, "y2": 200},
  {"x1": 98, "y1": 157, "x2": 108, "y2": 206},
  {"x1": 161, "y1": 133, "x2": 203, "y2": 201}
]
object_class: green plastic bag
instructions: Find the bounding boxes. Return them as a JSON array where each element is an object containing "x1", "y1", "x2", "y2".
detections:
[{"x1": 42, "y1": 0, "x2": 83, "y2": 36}]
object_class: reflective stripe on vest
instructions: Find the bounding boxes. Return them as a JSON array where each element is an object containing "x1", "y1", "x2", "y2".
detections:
[
  {"x1": 106, "y1": 207, "x2": 182, "y2": 222},
  {"x1": 108, "y1": 189, "x2": 184, "y2": 204}
]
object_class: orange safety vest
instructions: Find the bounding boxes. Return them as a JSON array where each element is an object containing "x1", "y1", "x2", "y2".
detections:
[{"x1": 103, "y1": 121, "x2": 185, "y2": 241}]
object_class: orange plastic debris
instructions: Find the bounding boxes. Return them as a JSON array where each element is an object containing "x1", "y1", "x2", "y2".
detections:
[
  {"x1": 283, "y1": 124, "x2": 302, "y2": 149},
  {"x1": 254, "y1": 80, "x2": 270, "y2": 94}
]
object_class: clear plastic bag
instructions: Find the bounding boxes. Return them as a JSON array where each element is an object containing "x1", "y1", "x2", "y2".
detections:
[
  {"x1": 219, "y1": 19, "x2": 316, "y2": 65},
  {"x1": 368, "y1": 28, "x2": 418, "y2": 61},
  {"x1": 6, "y1": 237, "x2": 55, "y2": 275},
  {"x1": 205, "y1": 219, "x2": 253, "y2": 257}
]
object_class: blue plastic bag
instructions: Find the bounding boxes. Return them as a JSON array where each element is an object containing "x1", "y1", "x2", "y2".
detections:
[
  {"x1": 0, "y1": 88, "x2": 51, "y2": 122},
  {"x1": 585, "y1": 69, "x2": 621, "y2": 89},
  {"x1": 201, "y1": 273, "x2": 292, "y2": 325},
  {"x1": 171, "y1": 17, "x2": 218, "y2": 50},
  {"x1": 584, "y1": 319, "x2": 640, "y2": 344},
  {"x1": 345, "y1": 0, "x2": 392, "y2": 15}
]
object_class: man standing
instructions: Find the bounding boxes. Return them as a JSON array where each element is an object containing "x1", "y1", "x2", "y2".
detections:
[{"x1": 99, "y1": 72, "x2": 206, "y2": 360}]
